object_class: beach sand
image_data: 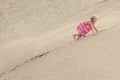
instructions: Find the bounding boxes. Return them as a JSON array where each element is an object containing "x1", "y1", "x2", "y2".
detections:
[{"x1": 0, "y1": 0, "x2": 120, "y2": 80}]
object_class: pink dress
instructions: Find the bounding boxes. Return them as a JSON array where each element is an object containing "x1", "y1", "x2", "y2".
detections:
[{"x1": 76, "y1": 19, "x2": 92, "y2": 37}]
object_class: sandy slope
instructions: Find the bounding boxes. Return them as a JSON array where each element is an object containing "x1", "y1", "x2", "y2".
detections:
[
  {"x1": 1, "y1": 27, "x2": 120, "y2": 80},
  {"x1": 0, "y1": 0, "x2": 120, "y2": 79}
]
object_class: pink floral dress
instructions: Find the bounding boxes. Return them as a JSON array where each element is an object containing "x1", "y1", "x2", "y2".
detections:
[{"x1": 76, "y1": 19, "x2": 92, "y2": 37}]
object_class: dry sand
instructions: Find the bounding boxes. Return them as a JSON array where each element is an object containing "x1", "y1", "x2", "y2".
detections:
[{"x1": 0, "y1": 0, "x2": 120, "y2": 80}]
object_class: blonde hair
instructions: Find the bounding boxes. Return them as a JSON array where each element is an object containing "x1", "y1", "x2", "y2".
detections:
[
  {"x1": 91, "y1": 15, "x2": 99, "y2": 24},
  {"x1": 91, "y1": 15, "x2": 99, "y2": 20}
]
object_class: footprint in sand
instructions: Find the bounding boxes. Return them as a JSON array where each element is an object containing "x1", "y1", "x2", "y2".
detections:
[
  {"x1": 0, "y1": 12, "x2": 3, "y2": 21},
  {"x1": 96, "y1": 0, "x2": 109, "y2": 5},
  {"x1": 0, "y1": 12, "x2": 4, "y2": 33}
]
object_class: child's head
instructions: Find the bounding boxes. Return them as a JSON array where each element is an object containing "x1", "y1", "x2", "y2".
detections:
[{"x1": 91, "y1": 15, "x2": 99, "y2": 24}]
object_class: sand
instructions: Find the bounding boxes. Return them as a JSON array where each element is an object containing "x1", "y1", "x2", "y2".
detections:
[{"x1": 0, "y1": 0, "x2": 120, "y2": 80}]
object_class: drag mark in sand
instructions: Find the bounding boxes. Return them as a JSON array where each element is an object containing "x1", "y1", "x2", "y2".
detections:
[{"x1": 0, "y1": 51, "x2": 50, "y2": 78}]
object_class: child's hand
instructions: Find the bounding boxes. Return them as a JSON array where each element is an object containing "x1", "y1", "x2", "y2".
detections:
[
  {"x1": 96, "y1": 30, "x2": 99, "y2": 32},
  {"x1": 92, "y1": 33, "x2": 95, "y2": 36},
  {"x1": 92, "y1": 30, "x2": 94, "y2": 36},
  {"x1": 93, "y1": 32, "x2": 99, "y2": 36}
]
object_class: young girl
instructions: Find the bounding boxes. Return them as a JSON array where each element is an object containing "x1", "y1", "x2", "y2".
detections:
[{"x1": 73, "y1": 16, "x2": 99, "y2": 41}]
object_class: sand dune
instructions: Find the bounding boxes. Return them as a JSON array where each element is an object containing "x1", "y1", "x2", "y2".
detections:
[{"x1": 0, "y1": 0, "x2": 120, "y2": 80}]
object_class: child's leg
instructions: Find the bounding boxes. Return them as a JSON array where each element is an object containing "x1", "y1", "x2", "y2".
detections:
[
  {"x1": 73, "y1": 34, "x2": 79, "y2": 40},
  {"x1": 76, "y1": 35, "x2": 82, "y2": 41},
  {"x1": 73, "y1": 33, "x2": 82, "y2": 40}
]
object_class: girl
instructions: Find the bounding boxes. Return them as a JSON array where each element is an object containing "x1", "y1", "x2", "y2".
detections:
[{"x1": 73, "y1": 16, "x2": 99, "y2": 41}]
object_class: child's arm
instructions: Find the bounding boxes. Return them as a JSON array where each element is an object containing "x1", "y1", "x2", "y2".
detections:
[
  {"x1": 91, "y1": 22, "x2": 99, "y2": 32},
  {"x1": 91, "y1": 27, "x2": 94, "y2": 36},
  {"x1": 93, "y1": 25, "x2": 99, "y2": 32},
  {"x1": 91, "y1": 23, "x2": 99, "y2": 36}
]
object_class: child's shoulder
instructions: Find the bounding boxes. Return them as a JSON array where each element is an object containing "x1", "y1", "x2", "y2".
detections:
[
  {"x1": 84, "y1": 19, "x2": 91, "y2": 22},
  {"x1": 80, "y1": 19, "x2": 91, "y2": 23}
]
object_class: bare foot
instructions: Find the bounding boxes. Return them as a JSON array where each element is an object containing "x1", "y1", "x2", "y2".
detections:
[
  {"x1": 72, "y1": 34, "x2": 76, "y2": 40},
  {"x1": 76, "y1": 37, "x2": 80, "y2": 41},
  {"x1": 76, "y1": 35, "x2": 82, "y2": 41}
]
